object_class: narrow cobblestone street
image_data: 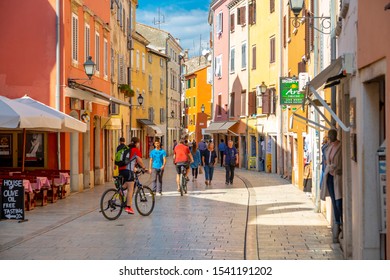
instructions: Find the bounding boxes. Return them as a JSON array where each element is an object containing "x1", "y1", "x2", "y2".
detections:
[{"x1": 0, "y1": 158, "x2": 343, "y2": 260}]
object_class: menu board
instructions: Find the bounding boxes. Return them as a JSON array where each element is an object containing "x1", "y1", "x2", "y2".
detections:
[{"x1": 1, "y1": 178, "x2": 24, "y2": 220}]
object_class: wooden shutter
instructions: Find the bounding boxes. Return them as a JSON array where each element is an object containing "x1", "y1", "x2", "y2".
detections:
[
  {"x1": 262, "y1": 91, "x2": 270, "y2": 115},
  {"x1": 249, "y1": 3, "x2": 253, "y2": 24},
  {"x1": 304, "y1": 9, "x2": 310, "y2": 59},
  {"x1": 298, "y1": 61, "x2": 306, "y2": 73},
  {"x1": 248, "y1": 91, "x2": 256, "y2": 116},
  {"x1": 270, "y1": 0, "x2": 275, "y2": 13},
  {"x1": 237, "y1": 8, "x2": 241, "y2": 25},
  {"x1": 230, "y1": 13, "x2": 235, "y2": 32},
  {"x1": 241, "y1": 6, "x2": 246, "y2": 25}
]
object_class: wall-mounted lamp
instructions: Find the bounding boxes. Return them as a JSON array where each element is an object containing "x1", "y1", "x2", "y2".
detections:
[
  {"x1": 68, "y1": 56, "x2": 96, "y2": 88},
  {"x1": 201, "y1": 104, "x2": 205, "y2": 113},
  {"x1": 288, "y1": 0, "x2": 331, "y2": 34},
  {"x1": 170, "y1": 110, "x2": 175, "y2": 118},
  {"x1": 260, "y1": 82, "x2": 267, "y2": 94}
]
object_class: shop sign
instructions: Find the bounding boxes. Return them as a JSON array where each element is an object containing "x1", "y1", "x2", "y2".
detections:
[{"x1": 280, "y1": 77, "x2": 304, "y2": 105}]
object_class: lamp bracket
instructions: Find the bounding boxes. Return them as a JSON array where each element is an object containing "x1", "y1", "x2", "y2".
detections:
[
  {"x1": 290, "y1": 15, "x2": 331, "y2": 34},
  {"x1": 68, "y1": 78, "x2": 93, "y2": 89}
]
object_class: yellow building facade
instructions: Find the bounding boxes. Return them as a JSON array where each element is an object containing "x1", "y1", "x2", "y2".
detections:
[{"x1": 248, "y1": 0, "x2": 281, "y2": 173}]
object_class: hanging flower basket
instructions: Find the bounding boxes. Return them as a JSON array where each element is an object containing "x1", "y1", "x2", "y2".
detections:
[{"x1": 118, "y1": 84, "x2": 134, "y2": 98}]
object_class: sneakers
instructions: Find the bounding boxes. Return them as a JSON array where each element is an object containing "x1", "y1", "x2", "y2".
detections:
[
  {"x1": 225, "y1": 182, "x2": 229, "y2": 185},
  {"x1": 124, "y1": 206, "x2": 134, "y2": 215}
]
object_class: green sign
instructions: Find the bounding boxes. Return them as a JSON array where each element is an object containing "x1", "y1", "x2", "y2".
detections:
[{"x1": 280, "y1": 77, "x2": 304, "y2": 105}]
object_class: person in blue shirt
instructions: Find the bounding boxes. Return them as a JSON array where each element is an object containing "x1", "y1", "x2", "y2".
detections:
[
  {"x1": 149, "y1": 140, "x2": 167, "y2": 195},
  {"x1": 190, "y1": 142, "x2": 201, "y2": 181},
  {"x1": 202, "y1": 142, "x2": 218, "y2": 186},
  {"x1": 218, "y1": 139, "x2": 227, "y2": 167},
  {"x1": 223, "y1": 140, "x2": 238, "y2": 185}
]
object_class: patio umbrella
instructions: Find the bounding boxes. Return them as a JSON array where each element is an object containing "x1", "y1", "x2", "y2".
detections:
[
  {"x1": 0, "y1": 96, "x2": 63, "y2": 171},
  {"x1": 14, "y1": 95, "x2": 87, "y2": 133}
]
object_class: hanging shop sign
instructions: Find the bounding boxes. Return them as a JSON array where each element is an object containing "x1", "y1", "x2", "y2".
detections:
[{"x1": 280, "y1": 77, "x2": 304, "y2": 105}]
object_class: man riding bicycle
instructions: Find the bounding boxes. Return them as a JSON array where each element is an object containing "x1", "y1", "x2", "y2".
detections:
[{"x1": 173, "y1": 138, "x2": 194, "y2": 192}]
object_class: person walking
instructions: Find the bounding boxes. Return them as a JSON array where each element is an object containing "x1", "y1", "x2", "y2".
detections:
[
  {"x1": 197, "y1": 139, "x2": 207, "y2": 164},
  {"x1": 223, "y1": 140, "x2": 238, "y2": 185},
  {"x1": 149, "y1": 140, "x2": 167, "y2": 195},
  {"x1": 202, "y1": 142, "x2": 217, "y2": 186},
  {"x1": 190, "y1": 142, "x2": 201, "y2": 181},
  {"x1": 116, "y1": 137, "x2": 126, "y2": 152},
  {"x1": 218, "y1": 139, "x2": 227, "y2": 167}
]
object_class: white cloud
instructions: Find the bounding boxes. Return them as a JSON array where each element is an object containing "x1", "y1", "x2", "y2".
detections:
[{"x1": 137, "y1": 8, "x2": 211, "y2": 58}]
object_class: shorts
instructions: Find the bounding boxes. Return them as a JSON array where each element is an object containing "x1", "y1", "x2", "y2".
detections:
[
  {"x1": 119, "y1": 169, "x2": 135, "y2": 182},
  {"x1": 175, "y1": 162, "x2": 189, "y2": 174}
]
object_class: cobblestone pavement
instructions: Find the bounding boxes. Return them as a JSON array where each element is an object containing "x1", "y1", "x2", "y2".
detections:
[{"x1": 0, "y1": 158, "x2": 343, "y2": 260}]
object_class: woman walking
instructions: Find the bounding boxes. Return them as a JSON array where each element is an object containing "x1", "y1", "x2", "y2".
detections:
[
  {"x1": 202, "y1": 142, "x2": 217, "y2": 186},
  {"x1": 190, "y1": 142, "x2": 201, "y2": 181}
]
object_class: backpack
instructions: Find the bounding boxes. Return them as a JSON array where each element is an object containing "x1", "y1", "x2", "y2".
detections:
[{"x1": 115, "y1": 146, "x2": 130, "y2": 167}]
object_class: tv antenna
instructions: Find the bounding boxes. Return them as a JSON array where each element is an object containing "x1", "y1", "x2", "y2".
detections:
[{"x1": 153, "y1": 8, "x2": 165, "y2": 29}]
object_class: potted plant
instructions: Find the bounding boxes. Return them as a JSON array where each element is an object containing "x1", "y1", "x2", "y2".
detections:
[{"x1": 118, "y1": 84, "x2": 134, "y2": 98}]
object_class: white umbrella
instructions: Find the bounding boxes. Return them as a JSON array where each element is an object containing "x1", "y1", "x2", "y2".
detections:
[
  {"x1": 0, "y1": 96, "x2": 63, "y2": 171},
  {"x1": 0, "y1": 96, "x2": 62, "y2": 129},
  {"x1": 14, "y1": 96, "x2": 87, "y2": 133}
]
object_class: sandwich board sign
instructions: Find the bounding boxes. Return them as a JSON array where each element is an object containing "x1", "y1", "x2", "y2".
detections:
[{"x1": 1, "y1": 178, "x2": 25, "y2": 220}]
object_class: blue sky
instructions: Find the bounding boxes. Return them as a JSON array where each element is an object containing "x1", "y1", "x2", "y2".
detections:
[{"x1": 136, "y1": 0, "x2": 211, "y2": 58}]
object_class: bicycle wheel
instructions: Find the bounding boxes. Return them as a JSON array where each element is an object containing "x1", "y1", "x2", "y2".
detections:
[
  {"x1": 100, "y1": 188, "x2": 124, "y2": 220},
  {"x1": 179, "y1": 174, "x2": 185, "y2": 196},
  {"x1": 134, "y1": 186, "x2": 155, "y2": 216}
]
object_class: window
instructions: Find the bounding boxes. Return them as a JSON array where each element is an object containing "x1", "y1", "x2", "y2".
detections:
[
  {"x1": 193, "y1": 97, "x2": 196, "y2": 107},
  {"x1": 160, "y1": 58, "x2": 164, "y2": 67},
  {"x1": 270, "y1": 36, "x2": 275, "y2": 63},
  {"x1": 215, "y1": 54, "x2": 222, "y2": 78},
  {"x1": 218, "y1": 94, "x2": 222, "y2": 116},
  {"x1": 148, "y1": 107, "x2": 154, "y2": 122},
  {"x1": 148, "y1": 54, "x2": 152, "y2": 64},
  {"x1": 136, "y1": 50, "x2": 140, "y2": 71},
  {"x1": 248, "y1": 91, "x2": 256, "y2": 116},
  {"x1": 160, "y1": 78, "x2": 164, "y2": 93},
  {"x1": 230, "y1": 92, "x2": 235, "y2": 117},
  {"x1": 230, "y1": 47, "x2": 235, "y2": 73},
  {"x1": 111, "y1": 47, "x2": 114, "y2": 78},
  {"x1": 207, "y1": 67, "x2": 212, "y2": 84},
  {"x1": 148, "y1": 75, "x2": 153, "y2": 92},
  {"x1": 241, "y1": 90, "x2": 246, "y2": 116},
  {"x1": 241, "y1": 41, "x2": 247, "y2": 69},
  {"x1": 104, "y1": 39, "x2": 108, "y2": 78},
  {"x1": 85, "y1": 24, "x2": 90, "y2": 60},
  {"x1": 270, "y1": 0, "x2": 275, "y2": 13},
  {"x1": 193, "y1": 78, "x2": 196, "y2": 87},
  {"x1": 217, "y1": 11, "x2": 223, "y2": 34},
  {"x1": 237, "y1": 6, "x2": 246, "y2": 25},
  {"x1": 142, "y1": 53, "x2": 145, "y2": 73},
  {"x1": 252, "y1": 45, "x2": 257, "y2": 70},
  {"x1": 160, "y1": 108, "x2": 165, "y2": 123},
  {"x1": 249, "y1": 1, "x2": 256, "y2": 24},
  {"x1": 95, "y1": 32, "x2": 100, "y2": 72},
  {"x1": 230, "y1": 13, "x2": 235, "y2": 32},
  {"x1": 187, "y1": 79, "x2": 191, "y2": 89},
  {"x1": 71, "y1": 13, "x2": 78, "y2": 62}
]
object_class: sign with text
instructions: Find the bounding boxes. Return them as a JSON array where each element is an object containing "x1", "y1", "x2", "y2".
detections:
[
  {"x1": 1, "y1": 179, "x2": 24, "y2": 220},
  {"x1": 280, "y1": 77, "x2": 304, "y2": 105}
]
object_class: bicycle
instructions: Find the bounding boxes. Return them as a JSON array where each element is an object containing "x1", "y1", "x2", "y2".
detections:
[
  {"x1": 100, "y1": 169, "x2": 155, "y2": 220},
  {"x1": 177, "y1": 163, "x2": 188, "y2": 196}
]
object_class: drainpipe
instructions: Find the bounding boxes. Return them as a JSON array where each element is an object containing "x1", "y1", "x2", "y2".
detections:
[
  {"x1": 56, "y1": 0, "x2": 61, "y2": 170},
  {"x1": 278, "y1": 0, "x2": 283, "y2": 176},
  {"x1": 165, "y1": 36, "x2": 169, "y2": 153}
]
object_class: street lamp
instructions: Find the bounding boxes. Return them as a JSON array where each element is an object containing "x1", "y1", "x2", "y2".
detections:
[
  {"x1": 83, "y1": 56, "x2": 96, "y2": 79},
  {"x1": 288, "y1": 0, "x2": 331, "y2": 34},
  {"x1": 260, "y1": 82, "x2": 267, "y2": 94},
  {"x1": 68, "y1": 56, "x2": 96, "y2": 88},
  {"x1": 129, "y1": 93, "x2": 144, "y2": 138},
  {"x1": 170, "y1": 110, "x2": 175, "y2": 118},
  {"x1": 201, "y1": 104, "x2": 205, "y2": 113}
]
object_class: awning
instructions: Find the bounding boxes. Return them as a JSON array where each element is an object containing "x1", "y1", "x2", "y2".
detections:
[
  {"x1": 203, "y1": 121, "x2": 225, "y2": 134},
  {"x1": 137, "y1": 119, "x2": 163, "y2": 137},
  {"x1": 203, "y1": 121, "x2": 239, "y2": 135},
  {"x1": 76, "y1": 84, "x2": 130, "y2": 107},
  {"x1": 298, "y1": 54, "x2": 352, "y2": 132},
  {"x1": 101, "y1": 116, "x2": 122, "y2": 130}
]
